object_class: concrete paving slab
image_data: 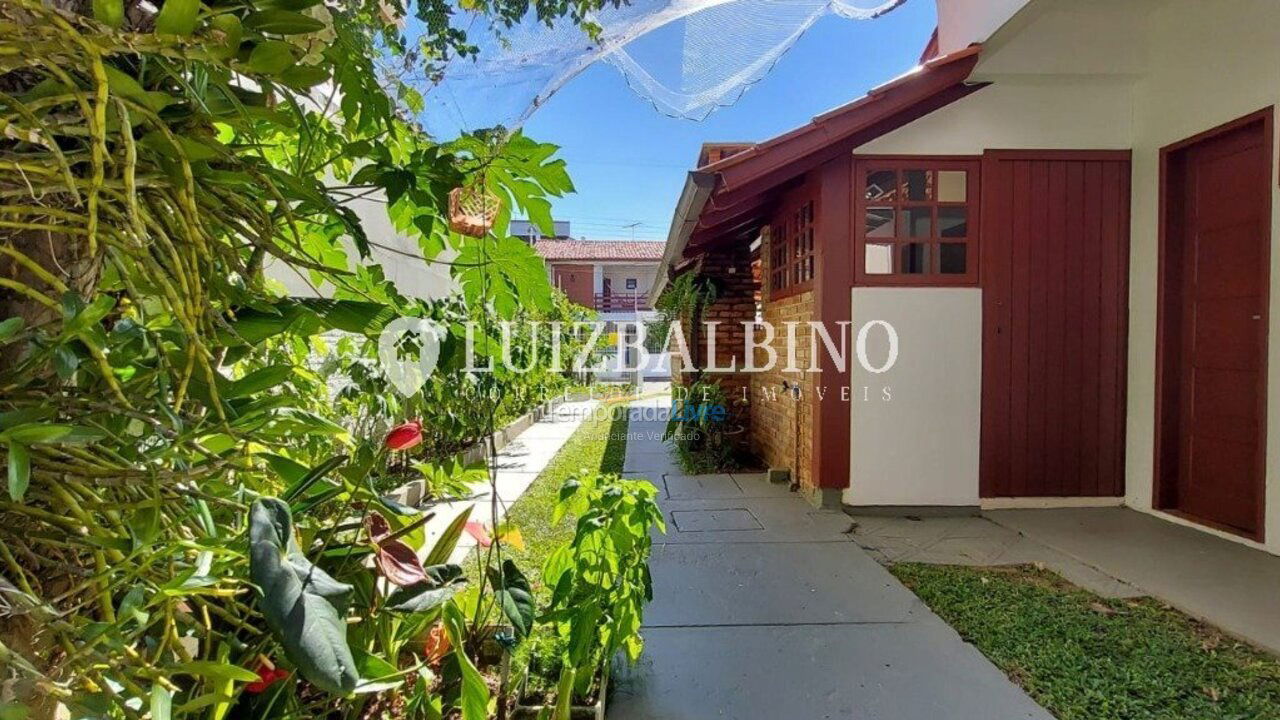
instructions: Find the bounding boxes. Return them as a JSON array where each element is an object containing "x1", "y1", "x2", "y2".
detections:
[
  {"x1": 987, "y1": 507, "x2": 1280, "y2": 653},
  {"x1": 645, "y1": 541, "x2": 919, "y2": 626},
  {"x1": 670, "y1": 507, "x2": 763, "y2": 532},
  {"x1": 728, "y1": 472, "x2": 797, "y2": 498},
  {"x1": 662, "y1": 474, "x2": 742, "y2": 499},
  {"x1": 624, "y1": 455, "x2": 682, "y2": 476},
  {"x1": 611, "y1": 623, "x2": 1053, "y2": 720},
  {"x1": 847, "y1": 513, "x2": 1142, "y2": 599},
  {"x1": 613, "y1": 396, "x2": 1053, "y2": 720},
  {"x1": 659, "y1": 497, "x2": 856, "y2": 543}
]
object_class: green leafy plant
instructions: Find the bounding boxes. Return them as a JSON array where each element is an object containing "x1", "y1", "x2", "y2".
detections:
[
  {"x1": 0, "y1": 0, "x2": 613, "y2": 717},
  {"x1": 664, "y1": 379, "x2": 747, "y2": 472},
  {"x1": 645, "y1": 272, "x2": 718, "y2": 354},
  {"x1": 530, "y1": 471, "x2": 664, "y2": 716}
]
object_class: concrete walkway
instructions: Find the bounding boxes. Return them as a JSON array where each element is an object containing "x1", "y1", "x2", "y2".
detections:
[
  {"x1": 410, "y1": 399, "x2": 598, "y2": 563},
  {"x1": 610, "y1": 398, "x2": 1052, "y2": 720}
]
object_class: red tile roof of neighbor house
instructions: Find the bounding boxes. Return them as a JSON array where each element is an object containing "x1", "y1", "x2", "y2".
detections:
[{"x1": 532, "y1": 239, "x2": 665, "y2": 262}]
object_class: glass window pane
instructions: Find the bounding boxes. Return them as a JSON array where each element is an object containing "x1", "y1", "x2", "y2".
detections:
[
  {"x1": 899, "y1": 207, "x2": 932, "y2": 238},
  {"x1": 903, "y1": 170, "x2": 933, "y2": 201},
  {"x1": 900, "y1": 243, "x2": 930, "y2": 274},
  {"x1": 865, "y1": 170, "x2": 897, "y2": 202},
  {"x1": 940, "y1": 243, "x2": 967, "y2": 274},
  {"x1": 938, "y1": 171, "x2": 967, "y2": 202},
  {"x1": 938, "y1": 207, "x2": 968, "y2": 238},
  {"x1": 865, "y1": 244, "x2": 893, "y2": 275},
  {"x1": 866, "y1": 207, "x2": 895, "y2": 238}
]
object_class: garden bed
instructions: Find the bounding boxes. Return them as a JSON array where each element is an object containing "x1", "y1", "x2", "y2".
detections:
[
  {"x1": 463, "y1": 397, "x2": 630, "y2": 594},
  {"x1": 891, "y1": 563, "x2": 1280, "y2": 720}
]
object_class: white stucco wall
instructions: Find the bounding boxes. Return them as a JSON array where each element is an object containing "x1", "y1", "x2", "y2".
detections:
[
  {"x1": 847, "y1": 55, "x2": 1134, "y2": 508},
  {"x1": 935, "y1": 0, "x2": 1029, "y2": 56},
  {"x1": 601, "y1": 263, "x2": 659, "y2": 296},
  {"x1": 266, "y1": 189, "x2": 456, "y2": 301},
  {"x1": 845, "y1": 288, "x2": 983, "y2": 507},
  {"x1": 1123, "y1": 0, "x2": 1280, "y2": 554},
  {"x1": 856, "y1": 79, "x2": 1134, "y2": 156},
  {"x1": 847, "y1": 0, "x2": 1280, "y2": 553}
]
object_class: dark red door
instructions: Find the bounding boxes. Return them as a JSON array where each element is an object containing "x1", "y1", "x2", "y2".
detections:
[
  {"x1": 1157, "y1": 111, "x2": 1271, "y2": 538},
  {"x1": 981, "y1": 151, "x2": 1132, "y2": 498}
]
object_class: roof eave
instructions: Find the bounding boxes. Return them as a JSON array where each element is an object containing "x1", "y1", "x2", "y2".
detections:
[{"x1": 648, "y1": 170, "x2": 717, "y2": 301}]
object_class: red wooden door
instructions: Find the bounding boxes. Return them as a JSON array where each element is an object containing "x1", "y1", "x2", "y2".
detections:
[
  {"x1": 980, "y1": 151, "x2": 1131, "y2": 498},
  {"x1": 1157, "y1": 112, "x2": 1271, "y2": 538}
]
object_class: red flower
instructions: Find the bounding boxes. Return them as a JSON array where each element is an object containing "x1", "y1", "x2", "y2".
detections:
[
  {"x1": 366, "y1": 511, "x2": 428, "y2": 586},
  {"x1": 464, "y1": 520, "x2": 492, "y2": 548},
  {"x1": 385, "y1": 421, "x2": 423, "y2": 451},
  {"x1": 423, "y1": 623, "x2": 451, "y2": 665},
  {"x1": 245, "y1": 660, "x2": 289, "y2": 694}
]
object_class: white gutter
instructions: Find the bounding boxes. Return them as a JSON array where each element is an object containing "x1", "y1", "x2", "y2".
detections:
[{"x1": 647, "y1": 170, "x2": 717, "y2": 302}]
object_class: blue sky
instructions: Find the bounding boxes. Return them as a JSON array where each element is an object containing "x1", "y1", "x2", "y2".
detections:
[{"x1": 518, "y1": 1, "x2": 937, "y2": 242}]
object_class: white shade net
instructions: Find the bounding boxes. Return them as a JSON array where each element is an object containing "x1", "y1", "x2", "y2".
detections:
[{"x1": 418, "y1": 0, "x2": 905, "y2": 131}]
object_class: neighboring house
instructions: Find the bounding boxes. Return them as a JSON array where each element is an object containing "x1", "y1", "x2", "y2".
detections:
[
  {"x1": 653, "y1": 0, "x2": 1280, "y2": 556},
  {"x1": 534, "y1": 238, "x2": 669, "y2": 379},
  {"x1": 511, "y1": 219, "x2": 573, "y2": 242}
]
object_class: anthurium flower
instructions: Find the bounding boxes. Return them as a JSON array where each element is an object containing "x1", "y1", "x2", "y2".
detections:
[
  {"x1": 365, "y1": 511, "x2": 427, "y2": 586},
  {"x1": 384, "y1": 421, "x2": 423, "y2": 451},
  {"x1": 423, "y1": 622, "x2": 450, "y2": 665},
  {"x1": 364, "y1": 511, "x2": 392, "y2": 544},
  {"x1": 464, "y1": 520, "x2": 492, "y2": 547},
  {"x1": 245, "y1": 659, "x2": 289, "y2": 694},
  {"x1": 374, "y1": 539, "x2": 428, "y2": 586}
]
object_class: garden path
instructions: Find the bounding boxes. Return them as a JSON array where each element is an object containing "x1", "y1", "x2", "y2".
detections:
[
  {"x1": 412, "y1": 399, "x2": 600, "y2": 564},
  {"x1": 609, "y1": 395, "x2": 1053, "y2": 720}
]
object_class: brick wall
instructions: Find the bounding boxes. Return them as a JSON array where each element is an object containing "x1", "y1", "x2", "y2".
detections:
[
  {"x1": 749, "y1": 288, "x2": 815, "y2": 488},
  {"x1": 667, "y1": 245, "x2": 755, "y2": 423},
  {"x1": 696, "y1": 244, "x2": 754, "y2": 426}
]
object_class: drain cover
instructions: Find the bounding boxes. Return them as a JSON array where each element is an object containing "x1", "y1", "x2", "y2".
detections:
[{"x1": 671, "y1": 508, "x2": 763, "y2": 532}]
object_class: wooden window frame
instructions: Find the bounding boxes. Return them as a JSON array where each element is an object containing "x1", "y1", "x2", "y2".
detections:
[
  {"x1": 853, "y1": 155, "x2": 981, "y2": 287},
  {"x1": 768, "y1": 188, "x2": 818, "y2": 300}
]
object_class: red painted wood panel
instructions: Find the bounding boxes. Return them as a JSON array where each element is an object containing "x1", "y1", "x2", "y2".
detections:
[
  {"x1": 980, "y1": 151, "x2": 1131, "y2": 498},
  {"x1": 552, "y1": 263, "x2": 595, "y2": 308},
  {"x1": 1155, "y1": 110, "x2": 1271, "y2": 539}
]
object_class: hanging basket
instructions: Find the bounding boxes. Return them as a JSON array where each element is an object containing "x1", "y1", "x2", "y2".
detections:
[{"x1": 448, "y1": 183, "x2": 501, "y2": 237}]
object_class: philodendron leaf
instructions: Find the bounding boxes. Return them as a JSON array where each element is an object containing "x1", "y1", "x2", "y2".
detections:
[
  {"x1": 385, "y1": 564, "x2": 465, "y2": 613},
  {"x1": 487, "y1": 559, "x2": 534, "y2": 639},
  {"x1": 248, "y1": 498, "x2": 358, "y2": 694}
]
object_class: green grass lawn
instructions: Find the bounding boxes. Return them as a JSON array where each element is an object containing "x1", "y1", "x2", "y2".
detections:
[
  {"x1": 465, "y1": 400, "x2": 631, "y2": 595},
  {"x1": 891, "y1": 563, "x2": 1280, "y2": 720}
]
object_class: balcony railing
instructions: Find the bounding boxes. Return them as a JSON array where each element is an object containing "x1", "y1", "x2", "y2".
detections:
[{"x1": 595, "y1": 293, "x2": 650, "y2": 312}]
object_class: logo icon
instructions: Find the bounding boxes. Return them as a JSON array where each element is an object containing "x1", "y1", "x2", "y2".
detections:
[{"x1": 377, "y1": 317, "x2": 445, "y2": 396}]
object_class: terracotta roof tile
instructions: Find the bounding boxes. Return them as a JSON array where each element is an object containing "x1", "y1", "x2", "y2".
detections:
[{"x1": 532, "y1": 240, "x2": 664, "y2": 261}]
